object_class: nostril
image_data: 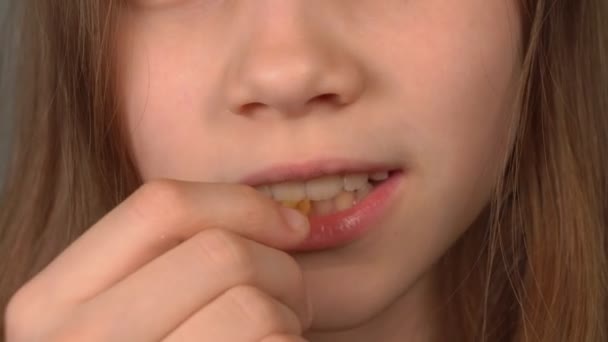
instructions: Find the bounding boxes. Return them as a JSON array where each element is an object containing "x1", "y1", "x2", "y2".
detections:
[
  {"x1": 238, "y1": 102, "x2": 264, "y2": 115},
  {"x1": 307, "y1": 93, "x2": 343, "y2": 107},
  {"x1": 317, "y1": 93, "x2": 338, "y2": 101},
  {"x1": 236, "y1": 95, "x2": 341, "y2": 116}
]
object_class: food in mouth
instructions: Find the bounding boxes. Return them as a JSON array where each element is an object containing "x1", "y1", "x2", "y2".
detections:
[{"x1": 255, "y1": 171, "x2": 391, "y2": 217}]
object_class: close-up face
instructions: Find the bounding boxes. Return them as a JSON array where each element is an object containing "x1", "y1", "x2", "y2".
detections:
[{"x1": 117, "y1": 0, "x2": 522, "y2": 335}]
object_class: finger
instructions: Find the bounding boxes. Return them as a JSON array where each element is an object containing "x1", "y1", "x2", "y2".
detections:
[
  {"x1": 163, "y1": 285, "x2": 303, "y2": 342},
  {"x1": 27, "y1": 180, "x2": 308, "y2": 303},
  {"x1": 79, "y1": 231, "x2": 310, "y2": 341},
  {"x1": 260, "y1": 334, "x2": 309, "y2": 342}
]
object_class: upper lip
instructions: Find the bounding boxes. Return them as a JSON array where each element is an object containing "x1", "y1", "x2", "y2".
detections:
[{"x1": 239, "y1": 158, "x2": 401, "y2": 187}]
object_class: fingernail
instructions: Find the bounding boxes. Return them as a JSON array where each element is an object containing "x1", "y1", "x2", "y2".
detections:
[{"x1": 279, "y1": 207, "x2": 310, "y2": 235}]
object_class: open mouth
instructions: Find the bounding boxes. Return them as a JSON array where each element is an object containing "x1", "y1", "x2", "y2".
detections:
[{"x1": 255, "y1": 170, "x2": 397, "y2": 217}]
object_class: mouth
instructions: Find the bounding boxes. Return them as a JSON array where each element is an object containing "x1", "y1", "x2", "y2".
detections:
[
  {"x1": 255, "y1": 170, "x2": 397, "y2": 217},
  {"x1": 241, "y1": 159, "x2": 405, "y2": 251},
  {"x1": 241, "y1": 159, "x2": 400, "y2": 216}
]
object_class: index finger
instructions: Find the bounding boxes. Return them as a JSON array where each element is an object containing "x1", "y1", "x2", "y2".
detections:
[{"x1": 27, "y1": 179, "x2": 309, "y2": 304}]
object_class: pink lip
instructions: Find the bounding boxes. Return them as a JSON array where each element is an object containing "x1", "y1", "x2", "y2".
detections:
[
  {"x1": 239, "y1": 158, "x2": 401, "y2": 186},
  {"x1": 288, "y1": 170, "x2": 404, "y2": 252},
  {"x1": 239, "y1": 158, "x2": 404, "y2": 252}
]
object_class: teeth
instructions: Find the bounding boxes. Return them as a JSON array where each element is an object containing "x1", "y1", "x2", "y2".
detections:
[
  {"x1": 355, "y1": 182, "x2": 373, "y2": 202},
  {"x1": 343, "y1": 173, "x2": 369, "y2": 191},
  {"x1": 335, "y1": 191, "x2": 355, "y2": 211},
  {"x1": 305, "y1": 175, "x2": 343, "y2": 201},
  {"x1": 311, "y1": 199, "x2": 334, "y2": 216},
  {"x1": 254, "y1": 170, "x2": 392, "y2": 202},
  {"x1": 269, "y1": 181, "x2": 306, "y2": 201},
  {"x1": 370, "y1": 171, "x2": 389, "y2": 181}
]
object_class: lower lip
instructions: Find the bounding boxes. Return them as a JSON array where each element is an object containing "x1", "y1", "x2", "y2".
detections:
[{"x1": 288, "y1": 170, "x2": 404, "y2": 252}]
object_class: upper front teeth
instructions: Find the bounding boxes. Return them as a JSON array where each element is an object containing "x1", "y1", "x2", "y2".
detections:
[
  {"x1": 343, "y1": 173, "x2": 368, "y2": 191},
  {"x1": 255, "y1": 171, "x2": 389, "y2": 202},
  {"x1": 268, "y1": 181, "x2": 307, "y2": 201},
  {"x1": 305, "y1": 175, "x2": 344, "y2": 201}
]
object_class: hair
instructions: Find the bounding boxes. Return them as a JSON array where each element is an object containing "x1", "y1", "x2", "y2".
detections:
[{"x1": 0, "y1": 0, "x2": 606, "y2": 341}]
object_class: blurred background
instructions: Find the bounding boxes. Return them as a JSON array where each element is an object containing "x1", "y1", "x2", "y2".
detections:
[{"x1": 1, "y1": 0, "x2": 13, "y2": 189}]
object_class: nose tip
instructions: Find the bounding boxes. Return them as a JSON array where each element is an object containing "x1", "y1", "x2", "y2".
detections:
[
  {"x1": 223, "y1": 28, "x2": 365, "y2": 117},
  {"x1": 227, "y1": 55, "x2": 362, "y2": 116}
]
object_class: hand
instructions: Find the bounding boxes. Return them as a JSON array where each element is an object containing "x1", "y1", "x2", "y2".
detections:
[{"x1": 5, "y1": 180, "x2": 312, "y2": 342}]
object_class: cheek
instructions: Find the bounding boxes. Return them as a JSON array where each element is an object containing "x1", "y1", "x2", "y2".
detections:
[
  {"x1": 370, "y1": 1, "x2": 522, "y2": 248},
  {"x1": 383, "y1": 1, "x2": 521, "y2": 195},
  {"x1": 116, "y1": 15, "x2": 226, "y2": 180}
]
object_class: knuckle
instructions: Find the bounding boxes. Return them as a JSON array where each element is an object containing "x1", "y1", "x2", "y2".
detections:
[
  {"x1": 5, "y1": 286, "x2": 88, "y2": 342},
  {"x1": 47, "y1": 306, "x2": 116, "y2": 342},
  {"x1": 47, "y1": 325, "x2": 92, "y2": 342},
  {"x1": 47, "y1": 319, "x2": 103, "y2": 342},
  {"x1": 192, "y1": 229, "x2": 256, "y2": 280},
  {"x1": 129, "y1": 179, "x2": 189, "y2": 226},
  {"x1": 5, "y1": 290, "x2": 30, "y2": 339},
  {"x1": 226, "y1": 286, "x2": 288, "y2": 333},
  {"x1": 262, "y1": 334, "x2": 308, "y2": 342},
  {"x1": 5, "y1": 286, "x2": 47, "y2": 339}
]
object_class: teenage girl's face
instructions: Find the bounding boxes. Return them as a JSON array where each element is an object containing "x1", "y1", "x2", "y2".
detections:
[{"x1": 117, "y1": 0, "x2": 521, "y2": 335}]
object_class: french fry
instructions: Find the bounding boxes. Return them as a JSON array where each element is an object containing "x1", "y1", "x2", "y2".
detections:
[
  {"x1": 296, "y1": 199, "x2": 311, "y2": 216},
  {"x1": 279, "y1": 199, "x2": 311, "y2": 216},
  {"x1": 279, "y1": 200, "x2": 299, "y2": 209}
]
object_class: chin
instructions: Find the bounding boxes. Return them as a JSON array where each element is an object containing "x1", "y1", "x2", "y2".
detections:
[{"x1": 294, "y1": 236, "x2": 437, "y2": 332}]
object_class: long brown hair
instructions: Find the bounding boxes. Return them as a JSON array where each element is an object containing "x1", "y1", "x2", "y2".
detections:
[{"x1": 1, "y1": 0, "x2": 606, "y2": 341}]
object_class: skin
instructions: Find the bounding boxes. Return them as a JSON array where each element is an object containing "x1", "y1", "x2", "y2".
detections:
[{"x1": 115, "y1": 0, "x2": 522, "y2": 341}]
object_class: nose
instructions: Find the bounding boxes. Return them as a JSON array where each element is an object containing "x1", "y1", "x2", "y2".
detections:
[{"x1": 223, "y1": 4, "x2": 365, "y2": 117}]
